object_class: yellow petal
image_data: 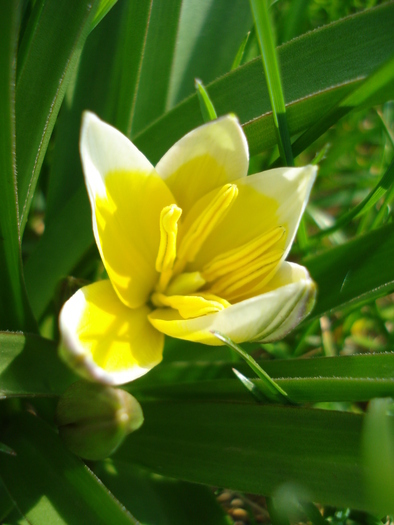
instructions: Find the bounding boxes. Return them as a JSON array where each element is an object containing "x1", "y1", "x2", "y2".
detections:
[
  {"x1": 191, "y1": 165, "x2": 317, "y2": 272},
  {"x1": 80, "y1": 112, "x2": 176, "y2": 308},
  {"x1": 148, "y1": 262, "x2": 315, "y2": 345},
  {"x1": 59, "y1": 281, "x2": 164, "y2": 385},
  {"x1": 155, "y1": 115, "x2": 248, "y2": 215}
]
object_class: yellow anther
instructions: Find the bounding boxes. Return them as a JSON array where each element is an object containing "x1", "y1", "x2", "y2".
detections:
[
  {"x1": 166, "y1": 271, "x2": 206, "y2": 296},
  {"x1": 177, "y1": 183, "x2": 238, "y2": 265},
  {"x1": 202, "y1": 226, "x2": 285, "y2": 282},
  {"x1": 155, "y1": 204, "x2": 182, "y2": 291},
  {"x1": 151, "y1": 292, "x2": 230, "y2": 319},
  {"x1": 209, "y1": 250, "x2": 283, "y2": 301}
]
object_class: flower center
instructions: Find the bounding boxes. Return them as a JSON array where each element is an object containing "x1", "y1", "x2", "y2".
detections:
[{"x1": 151, "y1": 183, "x2": 285, "y2": 319}]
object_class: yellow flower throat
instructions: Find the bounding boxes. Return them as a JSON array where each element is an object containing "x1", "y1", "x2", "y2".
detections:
[{"x1": 151, "y1": 183, "x2": 286, "y2": 320}]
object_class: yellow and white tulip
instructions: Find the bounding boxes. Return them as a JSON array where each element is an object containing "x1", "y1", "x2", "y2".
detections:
[{"x1": 59, "y1": 112, "x2": 317, "y2": 385}]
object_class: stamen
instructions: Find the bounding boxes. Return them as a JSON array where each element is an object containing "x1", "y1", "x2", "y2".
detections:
[
  {"x1": 155, "y1": 204, "x2": 182, "y2": 291},
  {"x1": 176, "y1": 183, "x2": 238, "y2": 266},
  {"x1": 202, "y1": 226, "x2": 285, "y2": 282},
  {"x1": 209, "y1": 250, "x2": 283, "y2": 301},
  {"x1": 151, "y1": 292, "x2": 230, "y2": 319},
  {"x1": 166, "y1": 271, "x2": 206, "y2": 296}
]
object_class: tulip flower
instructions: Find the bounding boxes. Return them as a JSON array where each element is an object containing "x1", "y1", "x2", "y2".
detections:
[{"x1": 59, "y1": 112, "x2": 316, "y2": 385}]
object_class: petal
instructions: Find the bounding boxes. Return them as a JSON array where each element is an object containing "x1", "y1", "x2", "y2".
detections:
[
  {"x1": 192, "y1": 165, "x2": 317, "y2": 271},
  {"x1": 59, "y1": 281, "x2": 164, "y2": 385},
  {"x1": 155, "y1": 115, "x2": 249, "y2": 215},
  {"x1": 148, "y1": 262, "x2": 315, "y2": 345},
  {"x1": 80, "y1": 112, "x2": 176, "y2": 308}
]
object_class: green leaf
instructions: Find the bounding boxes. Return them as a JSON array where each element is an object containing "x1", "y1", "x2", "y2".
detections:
[
  {"x1": 0, "y1": 1, "x2": 36, "y2": 332},
  {"x1": 106, "y1": 0, "x2": 154, "y2": 136},
  {"x1": 304, "y1": 223, "x2": 394, "y2": 318},
  {"x1": 166, "y1": 0, "x2": 253, "y2": 108},
  {"x1": 362, "y1": 398, "x2": 394, "y2": 515},
  {"x1": 112, "y1": 0, "x2": 252, "y2": 134},
  {"x1": 0, "y1": 332, "x2": 76, "y2": 397},
  {"x1": 127, "y1": 0, "x2": 183, "y2": 135},
  {"x1": 114, "y1": 400, "x2": 382, "y2": 512},
  {"x1": 134, "y1": 2, "x2": 394, "y2": 163},
  {"x1": 132, "y1": 351, "x2": 394, "y2": 388},
  {"x1": 0, "y1": 412, "x2": 138, "y2": 525},
  {"x1": 289, "y1": 52, "x2": 394, "y2": 161},
  {"x1": 131, "y1": 373, "x2": 394, "y2": 406},
  {"x1": 231, "y1": 30, "x2": 251, "y2": 70},
  {"x1": 90, "y1": 0, "x2": 118, "y2": 31},
  {"x1": 195, "y1": 79, "x2": 218, "y2": 122},
  {"x1": 16, "y1": 0, "x2": 102, "y2": 233},
  {"x1": 95, "y1": 461, "x2": 229, "y2": 525},
  {"x1": 233, "y1": 368, "x2": 268, "y2": 402},
  {"x1": 128, "y1": 352, "x2": 394, "y2": 404},
  {"x1": 213, "y1": 331, "x2": 289, "y2": 403},
  {"x1": 249, "y1": 0, "x2": 293, "y2": 165}
]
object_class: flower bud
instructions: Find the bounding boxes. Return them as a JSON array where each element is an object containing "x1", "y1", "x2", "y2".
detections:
[{"x1": 55, "y1": 381, "x2": 143, "y2": 460}]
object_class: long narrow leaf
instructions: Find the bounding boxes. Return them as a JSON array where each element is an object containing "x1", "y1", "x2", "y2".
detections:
[
  {"x1": 114, "y1": 401, "x2": 382, "y2": 512},
  {"x1": 249, "y1": 0, "x2": 293, "y2": 165},
  {"x1": 16, "y1": 0, "x2": 102, "y2": 233},
  {"x1": 0, "y1": 1, "x2": 36, "y2": 332}
]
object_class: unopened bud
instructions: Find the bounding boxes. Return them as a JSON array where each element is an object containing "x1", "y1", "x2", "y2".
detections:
[{"x1": 55, "y1": 381, "x2": 143, "y2": 460}]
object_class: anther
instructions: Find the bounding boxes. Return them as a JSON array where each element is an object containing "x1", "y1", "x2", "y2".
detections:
[
  {"x1": 176, "y1": 183, "x2": 238, "y2": 267},
  {"x1": 155, "y1": 204, "x2": 182, "y2": 292}
]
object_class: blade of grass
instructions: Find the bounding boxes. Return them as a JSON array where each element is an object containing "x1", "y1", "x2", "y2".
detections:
[
  {"x1": 232, "y1": 368, "x2": 268, "y2": 402},
  {"x1": 195, "y1": 79, "x2": 217, "y2": 122},
  {"x1": 0, "y1": 1, "x2": 37, "y2": 332},
  {"x1": 212, "y1": 331, "x2": 289, "y2": 403},
  {"x1": 249, "y1": 0, "x2": 293, "y2": 166},
  {"x1": 231, "y1": 30, "x2": 251, "y2": 70}
]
